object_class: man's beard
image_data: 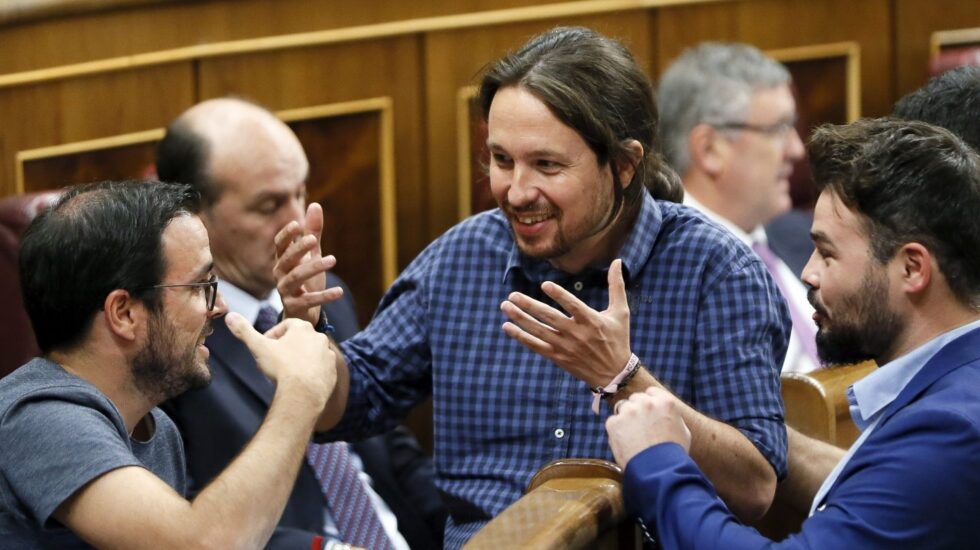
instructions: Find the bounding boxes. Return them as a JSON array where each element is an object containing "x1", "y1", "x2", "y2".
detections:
[
  {"x1": 811, "y1": 265, "x2": 903, "y2": 367},
  {"x1": 501, "y1": 182, "x2": 616, "y2": 261},
  {"x1": 131, "y1": 312, "x2": 212, "y2": 403}
]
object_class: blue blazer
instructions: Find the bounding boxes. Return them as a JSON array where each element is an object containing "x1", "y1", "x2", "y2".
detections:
[
  {"x1": 623, "y1": 326, "x2": 980, "y2": 548},
  {"x1": 162, "y1": 275, "x2": 446, "y2": 549}
]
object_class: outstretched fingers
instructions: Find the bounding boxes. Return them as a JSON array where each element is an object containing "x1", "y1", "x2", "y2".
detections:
[
  {"x1": 540, "y1": 281, "x2": 595, "y2": 321},
  {"x1": 501, "y1": 321, "x2": 556, "y2": 357},
  {"x1": 500, "y1": 294, "x2": 562, "y2": 342},
  {"x1": 274, "y1": 234, "x2": 318, "y2": 281},
  {"x1": 304, "y1": 203, "x2": 325, "y2": 272},
  {"x1": 606, "y1": 259, "x2": 628, "y2": 313},
  {"x1": 274, "y1": 220, "x2": 304, "y2": 259},
  {"x1": 278, "y1": 254, "x2": 337, "y2": 298}
]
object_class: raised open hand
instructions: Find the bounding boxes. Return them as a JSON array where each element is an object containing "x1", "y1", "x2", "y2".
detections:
[
  {"x1": 273, "y1": 203, "x2": 344, "y2": 324},
  {"x1": 500, "y1": 259, "x2": 632, "y2": 387}
]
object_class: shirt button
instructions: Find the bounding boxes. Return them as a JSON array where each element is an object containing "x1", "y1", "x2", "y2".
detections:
[
  {"x1": 572, "y1": 281, "x2": 583, "y2": 291},
  {"x1": 554, "y1": 428, "x2": 565, "y2": 439}
]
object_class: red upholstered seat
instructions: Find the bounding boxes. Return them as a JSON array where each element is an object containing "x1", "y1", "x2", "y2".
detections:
[
  {"x1": 0, "y1": 191, "x2": 61, "y2": 378},
  {"x1": 930, "y1": 45, "x2": 980, "y2": 76}
]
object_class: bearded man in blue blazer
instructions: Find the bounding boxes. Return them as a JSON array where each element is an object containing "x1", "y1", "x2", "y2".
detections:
[{"x1": 606, "y1": 117, "x2": 980, "y2": 548}]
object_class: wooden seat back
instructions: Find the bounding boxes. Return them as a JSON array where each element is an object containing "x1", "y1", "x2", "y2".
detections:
[{"x1": 782, "y1": 361, "x2": 876, "y2": 446}]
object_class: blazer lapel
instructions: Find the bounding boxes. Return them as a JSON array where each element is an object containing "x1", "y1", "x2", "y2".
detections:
[
  {"x1": 206, "y1": 317, "x2": 275, "y2": 407},
  {"x1": 877, "y1": 326, "x2": 980, "y2": 427},
  {"x1": 818, "y1": 326, "x2": 980, "y2": 509}
]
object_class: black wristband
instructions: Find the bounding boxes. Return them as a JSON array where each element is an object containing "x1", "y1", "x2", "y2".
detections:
[{"x1": 313, "y1": 308, "x2": 335, "y2": 334}]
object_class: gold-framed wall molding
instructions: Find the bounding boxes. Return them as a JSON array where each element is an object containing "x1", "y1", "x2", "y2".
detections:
[
  {"x1": 0, "y1": 0, "x2": 727, "y2": 90},
  {"x1": 929, "y1": 27, "x2": 980, "y2": 58},
  {"x1": 456, "y1": 85, "x2": 480, "y2": 221},
  {"x1": 14, "y1": 128, "x2": 164, "y2": 194},
  {"x1": 766, "y1": 41, "x2": 862, "y2": 122},
  {"x1": 14, "y1": 96, "x2": 398, "y2": 287}
]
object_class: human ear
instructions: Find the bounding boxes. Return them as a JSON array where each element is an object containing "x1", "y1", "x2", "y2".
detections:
[
  {"x1": 688, "y1": 124, "x2": 727, "y2": 177},
  {"x1": 103, "y1": 289, "x2": 145, "y2": 342},
  {"x1": 615, "y1": 139, "x2": 644, "y2": 188},
  {"x1": 896, "y1": 242, "x2": 932, "y2": 295}
]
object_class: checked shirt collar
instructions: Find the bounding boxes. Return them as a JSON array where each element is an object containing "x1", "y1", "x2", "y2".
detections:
[{"x1": 502, "y1": 192, "x2": 665, "y2": 288}]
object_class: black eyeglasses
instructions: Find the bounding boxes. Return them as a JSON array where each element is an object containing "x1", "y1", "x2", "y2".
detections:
[
  {"x1": 712, "y1": 118, "x2": 798, "y2": 138},
  {"x1": 144, "y1": 274, "x2": 219, "y2": 311}
]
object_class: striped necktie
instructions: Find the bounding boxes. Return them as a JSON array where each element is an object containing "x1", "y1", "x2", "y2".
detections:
[
  {"x1": 255, "y1": 303, "x2": 394, "y2": 548},
  {"x1": 307, "y1": 442, "x2": 395, "y2": 549},
  {"x1": 752, "y1": 241, "x2": 820, "y2": 365},
  {"x1": 253, "y1": 303, "x2": 280, "y2": 334}
]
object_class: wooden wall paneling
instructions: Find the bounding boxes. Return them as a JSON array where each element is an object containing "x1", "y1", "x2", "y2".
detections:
[
  {"x1": 0, "y1": 1, "x2": 221, "y2": 75},
  {"x1": 195, "y1": 35, "x2": 426, "y2": 271},
  {"x1": 654, "y1": 0, "x2": 893, "y2": 117},
  {"x1": 651, "y1": 0, "x2": 738, "y2": 66},
  {"x1": 894, "y1": 0, "x2": 980, "y2": 100},
  {"x1": 0, "y1": 62, "x2": 195, "y2": 195},
  {"x1": 0, "y1": 0, "x2": 164, "y2": 25},
  {"x1": 425, "y1": 11, "x2": 655, "y2": 235},
  {"x1": 768, "y1": 42, "x2": 861, "y2": 123},
  {"x1": 0, "y1": 0, "x2": 632, "y2": 78},
  {"x1": 930, "y1": 27, "x2": 980, "y2": 58},
  {"x1": 767, "y1": 42, "x2": 860, "y2": 209}
]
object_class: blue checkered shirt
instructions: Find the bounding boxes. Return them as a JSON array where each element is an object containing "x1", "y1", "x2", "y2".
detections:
[{"x1": 330, "y1": 192, "x2": 789, "y2": 548}]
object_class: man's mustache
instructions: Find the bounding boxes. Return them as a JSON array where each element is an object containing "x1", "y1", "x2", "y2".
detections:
[{"x1": 807, "y1": 289, "x2": 828, "y2": 318}]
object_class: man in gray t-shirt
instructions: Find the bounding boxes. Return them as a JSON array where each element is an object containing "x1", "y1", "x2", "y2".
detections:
[
  {"x1": 0, "y1": 358, "x2": 184, "y2": 547},
  {"x1": 0, "y1": 181, "x2": 340, "y2": 548}
]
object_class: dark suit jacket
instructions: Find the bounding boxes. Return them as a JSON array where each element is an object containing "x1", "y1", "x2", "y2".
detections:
[
  {"x1": 162, "y1": 275, "x2": 445, "y2": 550},
  {"x1": 764, "y1": 208, "x2": 814, "y2": 278}
]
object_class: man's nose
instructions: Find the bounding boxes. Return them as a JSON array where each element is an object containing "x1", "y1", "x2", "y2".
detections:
[
  {"x1": 786, "y1": 127, "x2": 805, "y2": 161},
  {"x1": 210, "y1": 291, "x2": 229, "y2": 317},
  {"x1": 507, "y1": 166, "x2": 540, "y2": 207},
  {"x1": 801, "y1": 250, "x2": 820, "y2": 290}
]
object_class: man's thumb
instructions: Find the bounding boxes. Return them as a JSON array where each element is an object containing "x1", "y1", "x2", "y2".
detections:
[{"x1": 225, "y1": 312, "x2": 264, "y2": 352}]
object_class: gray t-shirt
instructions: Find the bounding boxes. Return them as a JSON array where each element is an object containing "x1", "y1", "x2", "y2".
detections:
[{"x1": 0, "y1": 357, "x2": 186, "y2": 548}]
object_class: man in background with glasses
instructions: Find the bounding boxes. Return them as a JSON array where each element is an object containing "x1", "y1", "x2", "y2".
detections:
[
  {"x1": 658, "y1": 42, "x2": 819, "y2": 374},
  {"x1": 0, "y1": 180, "x2": 339, "y2": 548}
]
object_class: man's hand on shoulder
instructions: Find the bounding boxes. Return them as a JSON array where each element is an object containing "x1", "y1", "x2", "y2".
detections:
[{"x1": 274, "y1": 202, "x2": 345, "y2": 325}]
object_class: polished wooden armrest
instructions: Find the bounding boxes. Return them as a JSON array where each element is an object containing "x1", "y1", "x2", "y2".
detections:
[
  {"x1": 781, "y1": 361, "x2": 876, "y2": 446},
  {"x1": 465, "y1": 459, "x2": 632, "y2": 550}
]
